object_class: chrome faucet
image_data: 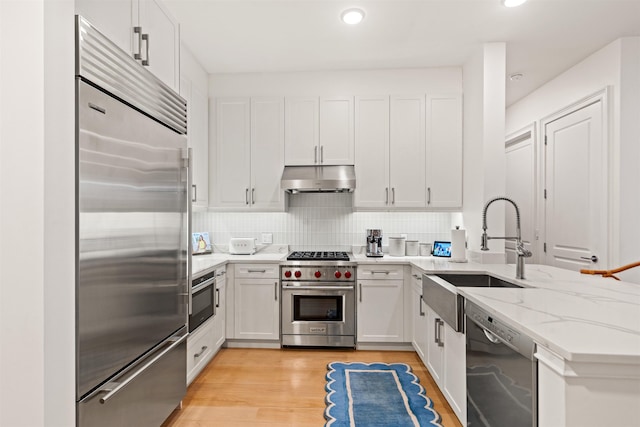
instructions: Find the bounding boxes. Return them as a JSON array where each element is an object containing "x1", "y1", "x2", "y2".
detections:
[{"x1": 481, "y1": 196, "x2": 533, "y2": 279}]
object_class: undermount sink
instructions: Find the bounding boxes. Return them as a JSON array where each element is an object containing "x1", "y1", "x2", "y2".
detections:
[{"x1": 435, "y1": 274, "x2": 522, "y2": 289}]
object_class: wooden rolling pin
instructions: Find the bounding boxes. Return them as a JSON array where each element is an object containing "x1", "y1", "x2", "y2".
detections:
[{"x1": 580, "y1": 261, "x2": 640, "y2": 281}]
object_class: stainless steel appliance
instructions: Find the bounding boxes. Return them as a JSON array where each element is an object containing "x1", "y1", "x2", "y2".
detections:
[
  {"x1": 281, "y1": 251, "x2": 356, "y2": 347},
  {"x1": 366, "y1": 229, "x2": 384, "y2": 257},
  {"x1": 75, "y1": 16, "x2": 189, "y2": 427},
  {"x1": 281, "y1": 165, "x2": 356, "y2": 193},
  {"x1": 466, "y1": 300, "x2": 537, "y2": 427},
  {"x1": 189, "y1": 268, "x2": 216, "y2": 332}
]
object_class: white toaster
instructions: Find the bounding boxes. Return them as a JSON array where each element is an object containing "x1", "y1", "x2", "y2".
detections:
[{"x1": 229, "y1": 238, "x2": 257, "y2": 255}]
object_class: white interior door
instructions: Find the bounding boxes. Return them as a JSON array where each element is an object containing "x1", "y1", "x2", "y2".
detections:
[
  {"x1": 505, "y1": 127, "x2": 536, "y2": 264},
  {"x1": 544, "y1": 101, "x2": 606, "y2": 271}
]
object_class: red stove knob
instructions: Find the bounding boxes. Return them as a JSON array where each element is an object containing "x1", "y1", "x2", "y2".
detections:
[
  {"x1": 284, "y1": 270, "x2": 292, "y2": 278},
  {"x1": 335, "y1": 271, "x2": 342, "y2": 279},
  {"x1": 344, "y1": 271, "x2": 352, "y2": 279},
  {"x1": 314, "y1": 271, "x2": 322, "y2": 278},
  {"x1": 294, "y1": 271, "x2": 302, "y2": 278}
]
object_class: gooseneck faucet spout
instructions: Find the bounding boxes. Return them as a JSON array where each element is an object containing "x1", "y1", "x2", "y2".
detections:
[{"x1": 481, "y1": 196, "x2": 532, "y2": 279}]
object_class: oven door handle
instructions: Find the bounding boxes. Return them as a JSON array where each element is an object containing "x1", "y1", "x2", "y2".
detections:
[
  {"x1": 282, "y1": 285, "x2": 354, "y2": 291},
  {"x1": 192, "y1": 279, "x2": 215, "y2": 294}
]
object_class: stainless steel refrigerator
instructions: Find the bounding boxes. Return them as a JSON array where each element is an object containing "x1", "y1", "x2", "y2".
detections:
[{"x1": 75, "y1": 16, "x2": 189, "y2": 426}]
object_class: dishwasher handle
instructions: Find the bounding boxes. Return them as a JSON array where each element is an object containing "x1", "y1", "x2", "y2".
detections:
[{"x1": 466, "y1": 314, "x2": 524, "y2": 355}]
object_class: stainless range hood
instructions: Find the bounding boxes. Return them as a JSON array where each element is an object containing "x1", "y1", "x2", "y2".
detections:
[{"x1": 281, "y1": 165, "x2": 356, "y2": 193}]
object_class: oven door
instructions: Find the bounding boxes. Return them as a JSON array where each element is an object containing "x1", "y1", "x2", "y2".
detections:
[
  {"x1": 281, "y1": 283, "x2": 355, "y2": 338},
  {"x1": 189, "y1": 280, "x2": 215, "y2": 332}
]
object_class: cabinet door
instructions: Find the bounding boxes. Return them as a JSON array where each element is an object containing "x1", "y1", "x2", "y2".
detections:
[
  {"x1": 411, "y1": 275, "x2": 427, "y2": 363},
  {"x1": 285, "y1": 97, "x2": 319, "y2": 165},
  {"x1": 251, "y1": 97, "x2": 285, "y2": 210},
  {"x1": 75, "y1": 0, "x2": 135, "y2": 55},
  {"x1": 214, "y1": 97, "x2": 251, "y2": 208},
  {"x1": 212, "y1": 274, "x2": 226, "y2": 350},
  {"x1": 320, "y1": 96, "x2": 354, "y2": 165},
  {"x1": 426, "y1": 94, "x2": 463, "y2": 208},
  {"x1": 234, "y1": 278, "x2": 279, "y2": 340},
  {"x1": 357, "y1": 280, "x2": 404, "y2": 342},
  {"x1": 390, "y1": 95, "x2": 426, "y2": 208},
  {"x1": 443, "y1": 322, "x2": 466, "y2": 423},
  {"x1": 138, "y1": 0, "x2": 180, "y2": 90},
  {"x1": 354, "y1": 95, "x2": 390, "y2": 208},
  {"x1": 426, "y1": 307, "x2": 444, "y2": 384}
]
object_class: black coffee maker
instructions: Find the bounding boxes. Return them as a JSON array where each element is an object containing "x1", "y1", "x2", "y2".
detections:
[{"x1": 366, "y1": 229, "x2": 383, "y2": 257}]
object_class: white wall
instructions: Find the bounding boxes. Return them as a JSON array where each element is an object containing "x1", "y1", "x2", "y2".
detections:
[
  {"x1": 506, "y1": 37, "x2": 640, "y2": 283},
  {"x1": 1, "y1": 1, "x2": 45, "y2": 425},
  {"x1": 209, "y1": 67, "x2": 462, "y2": 98},
  {"x1": 462, "y1": 43, "x2": 507, "y2": 262}
]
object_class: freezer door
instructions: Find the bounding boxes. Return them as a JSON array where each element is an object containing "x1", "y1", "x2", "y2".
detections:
[{"x1": 76, "y1": 80, "x2": 188, "y2": 398}]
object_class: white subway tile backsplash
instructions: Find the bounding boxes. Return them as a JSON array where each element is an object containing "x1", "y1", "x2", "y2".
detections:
[{"x1": 195, "y1": 194, "x2": 457, "y2": 251}]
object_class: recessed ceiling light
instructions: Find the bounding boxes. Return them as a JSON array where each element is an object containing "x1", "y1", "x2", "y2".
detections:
[
  {"x1": 341, "y1": 8, "x2": 365, "y2": 25},
  {"x1": 503, "y1": 0, "x2": 527, "y2": 7}
]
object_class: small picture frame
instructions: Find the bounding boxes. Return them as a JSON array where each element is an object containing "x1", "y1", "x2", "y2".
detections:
[
  {"x1": 192, "y1": 232, "x2": 212, "y2": 255},
  {"x1": 432, "y1": 241, "x2": 452, "y2": 257}
]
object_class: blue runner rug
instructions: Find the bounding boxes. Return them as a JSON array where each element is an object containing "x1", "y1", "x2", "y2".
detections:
[{"x1": 324, "y1": 362, "x2": 443, "y2": 427}]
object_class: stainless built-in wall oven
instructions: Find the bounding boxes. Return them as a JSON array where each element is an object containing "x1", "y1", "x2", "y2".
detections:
[
  {"x1": 466, "y1": 300, "x2": 537, "y2": 427},
  {"x1": 189, "y1": 268, "x2": 216, "y2": 332},
  {"x1": 281, "y1": 252, "x2": 356, "y2": 347}
]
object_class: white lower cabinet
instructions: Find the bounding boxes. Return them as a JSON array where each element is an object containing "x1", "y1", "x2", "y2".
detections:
[
  {"x1": 233, "y1": 264, "x2": 280, "y2": 340},
  {"x1": 425, "y1": 303, "x2": 466, "y2": 424},
  {"x1": 186, "y1": 317, "x2": 215, "y2": 385},
  {"x1": 212, "y1": 267, "x2": 226, "y2": 351},
  {"x1": 411, "y1": 270, "x2": 427, "y2": 363},
  {"x1": 357, "y1": 265, "x2": 404, "y2": 343}
]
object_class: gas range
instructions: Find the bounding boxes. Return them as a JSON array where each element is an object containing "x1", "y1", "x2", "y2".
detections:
[
  {"x1": 281, "y1": 251, "x2": 356, "y2": 280},
  {"x1": 286, "y1": 251, "x2": 351, "y2": 261}
]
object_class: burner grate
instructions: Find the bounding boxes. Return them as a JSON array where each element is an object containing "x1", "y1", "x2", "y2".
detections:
[{"x1": 287, "y1": 251, "x2": 350, "y2": 261}]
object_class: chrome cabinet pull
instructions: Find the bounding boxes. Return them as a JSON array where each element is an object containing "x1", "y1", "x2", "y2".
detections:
[
  {"x1": 320, "y1": 145, "x2": 324, "y2": 163},
  {"x1": 245, "y1": 188, "x2": 249, "y2": 205},
  {"x1": 247, "y1": 269, "x2": 266, "y2": 273},
  {"x1": 385, "y1": 187, "x2": 389, "y2": 204},
  {"x1": 359, "y1": 283, "x2": 362, "y2": 302},
  {"x1": 419, "y1": 295, "x2": 425, "y2": 317},
  {"x1": 133, "y1": 26, "x2": 143, "y2": 60},
  {"x1": 412, "y1": 274, "x2": 421, "y2": 280},
  {"x1": 314, "y1": 146, "x2": 318, "y2": 163},
  {"x1": 194, "y1": 345, "x2": 208, "y2": 358},
  {"x1": 192, "y1": 184, "x2": 197, "y2": 202},
  {"x1": 252, "y1": 188, "x2": 255, "y2": 204},
  {"x1": 215, "y1": 288, "x2": 220, "y2": 308},
  {"x1": 141, "y1": 33, "x2": 149, "y2": 66},
  {"x1": 434, "y1": 318, "x2": 440, "y2": 344},
  {"x1": 274, "y1": 282, "x2": 278, "y2": 301},
  {"x1": 580, "y1": 255, "x2": 598, "y2": 263},
  {"x1": 437, "y1": 319, "x2": 444, "y2": 347},
  {"x1": 392, "y1": 188, "x2": 395, "y2": 204},
  {"x1": 371, "y1": 270, "x2": 390, "y2": 275},
  {"x1": 427, "y1": 187, "x2": 431, "y2": 205}
]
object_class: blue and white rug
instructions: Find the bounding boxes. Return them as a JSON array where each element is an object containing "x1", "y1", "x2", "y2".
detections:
[{"x1": 324, "y1": 362, "x2": 443, "y2": 427}]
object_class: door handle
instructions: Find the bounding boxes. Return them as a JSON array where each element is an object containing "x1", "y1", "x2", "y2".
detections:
[
  {"x1": 252, "y1": 188, "x2": 255, "y2": 204},
  {"x1": 437, "y1": 319, "x2": 444, "y2": 347},
  {"x1": 141, "y1": 33, "x2": 149, "y2": 66},
  {"x1": 320, "y1": 146, "x2": 324, "y2": 163},
  {"x1": 215, "y1": 288, "x2": 220, "y2": 308},
  {"x1": 245, "y1": 188, "x2": 249, "y2": 205},
  {"x1": 385, "y1": 187, "x2": 389, "y2": 204},
  {"x1": 427, "y1": 187, "x2": 431, "y2": 205},
  {"x1": 192, "y1": 184, "x2": 197, "y2": 203},
  {"x1": 392, "y1": 188, "x2": 395, "y2": 204},
  {"x1": 359, "y1": 283, "x2": 362, "y2": 302},
  {"x1": 133, "y1": 27, "x2": 143, "y2": 60},
  {"x1": 274, "y1": 282, "x2": 278, "y2": 301},
  {"x1": 419, "y1": 295, "x2": 425, "y2": 317},
  {"x1": 434, "y1": 318, "x2": 440, "y2": 344},
  {"x1": 314, "y1": 146, "x2": 318, "y2": 163},
  {"x1": 581, "y1": 255, "x2": 598, "y2": 263}
]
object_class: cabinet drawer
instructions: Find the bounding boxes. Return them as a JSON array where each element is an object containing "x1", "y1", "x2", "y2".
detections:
[
  {"x1": 358, "y1": 264, "x2": 404, "y2": 280},
  {"x1": 410, "y1": 268, "x2": 424, "y2": 289},
  {"x1": 187, "y1": 318, "x2": 215, "y2": 384},
  {"x1": 235, "y1": 263, "x2": 279, "y2": 279}
]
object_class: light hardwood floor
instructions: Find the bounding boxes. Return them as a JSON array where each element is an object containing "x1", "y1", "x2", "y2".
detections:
[{"x1": 162, "y1": 347, "x2": 463, "y2": 427}]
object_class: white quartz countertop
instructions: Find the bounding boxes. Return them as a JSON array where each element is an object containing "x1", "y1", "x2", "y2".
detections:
[{"x1": 195, "y1": 250, "x2": 640, "y2": 364}]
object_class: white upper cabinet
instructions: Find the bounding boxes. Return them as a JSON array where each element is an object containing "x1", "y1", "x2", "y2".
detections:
[
  {"x1": 250, "y1": 97, "x2": 285, "y2": 210},
  {"x1": 76, "y1": 0, "x2": 180, "y2": 91},
  {"x1": 319, "y1": 97, "x2": 354, "y2": 165},
  {"x1": 354, "y1": 95, "x2": 390, "y2": 208},
  {"x1": 285, "y1": 96, "x2": 354, "y2": 165},
  {"x1": 425, "y1": 94, "x2": 463, "y2": 208},
  {"x1": 213, "y1": 97, "x2": 285, "y2": 210},
  {"x1": 180, "y1": 46, "x2": 209, "y2": 207},
  {"x1": 389, "y1": 95, "x2": 426, "y2": 208}
]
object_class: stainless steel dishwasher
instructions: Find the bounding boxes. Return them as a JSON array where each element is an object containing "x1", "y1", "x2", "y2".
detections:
[{"x1": 465, "y1": 300, "x2": 537, "y2": 427}]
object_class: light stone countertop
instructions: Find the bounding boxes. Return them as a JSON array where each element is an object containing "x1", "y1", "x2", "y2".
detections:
[{"x1": 194, "y1": 250, "x2": 640, "y2": 364}]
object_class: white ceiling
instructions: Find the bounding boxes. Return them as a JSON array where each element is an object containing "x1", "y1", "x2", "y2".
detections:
[{"x1": 164, "y1": 0, "x2": 640, "y2": 105}]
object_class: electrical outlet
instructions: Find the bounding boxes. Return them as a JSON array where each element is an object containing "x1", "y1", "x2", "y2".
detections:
[
  {"x1": 400, "y1": 233, "x2": 407, "y2": 239},
  {"x1": 261, "y1": 233, "x2": 273, "y2": 244}
]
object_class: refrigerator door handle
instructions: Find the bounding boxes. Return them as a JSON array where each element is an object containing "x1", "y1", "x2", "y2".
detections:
[{"x1": 98, "y1": 330, "x2": 188, "y2": 404}]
